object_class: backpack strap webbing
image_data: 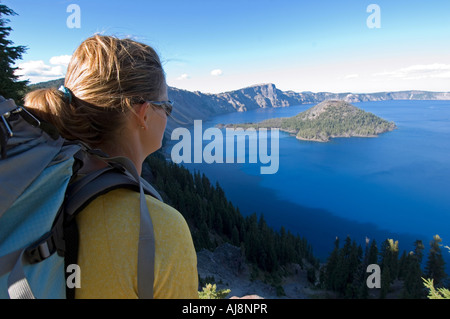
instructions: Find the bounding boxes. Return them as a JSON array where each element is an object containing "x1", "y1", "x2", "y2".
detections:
[{"x1": 64, "y1": 155, "x2": 161, "y2": 299}]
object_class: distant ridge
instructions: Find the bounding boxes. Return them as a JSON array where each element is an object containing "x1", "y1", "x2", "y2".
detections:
[{"x1": 28, "y1": 79, "x2": 450, "y2": 133}]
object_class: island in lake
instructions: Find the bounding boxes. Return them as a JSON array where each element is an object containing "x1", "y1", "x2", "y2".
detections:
[{"x1": 220, "y1": 100, "x2": 397, "y2": 142}]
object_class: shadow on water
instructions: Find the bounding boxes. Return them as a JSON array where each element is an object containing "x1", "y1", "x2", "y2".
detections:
[{"x1": 183, "y1": 161, "x2": 428, "y2": 264}]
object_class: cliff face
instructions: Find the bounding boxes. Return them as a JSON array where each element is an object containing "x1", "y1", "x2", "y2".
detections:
[
  {"x1": 166, "y1": 83, "x2": 288, "y2": 131},
  {"x1": 166, "y1": 87, "x2": 234, "y2": 132},
  {"x1": 214, "y1": 83, "x2": 290, "y2": 111}
]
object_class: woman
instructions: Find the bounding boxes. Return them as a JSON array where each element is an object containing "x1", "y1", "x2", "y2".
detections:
[{"x1": 24, "y1": 35, "x2": 198, "y2": 299}]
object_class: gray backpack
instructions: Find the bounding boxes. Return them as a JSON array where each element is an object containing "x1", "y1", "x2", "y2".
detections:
[{"x1": 0, "y1": 96, "x2": 161, "y2": 299}]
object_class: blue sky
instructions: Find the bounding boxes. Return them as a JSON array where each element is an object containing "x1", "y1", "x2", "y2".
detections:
[{"x1": 4, "y1": 0, "x2": 450, "y2": 93}]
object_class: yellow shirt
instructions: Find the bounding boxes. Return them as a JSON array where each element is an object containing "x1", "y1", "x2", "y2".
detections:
[{"x1": 74, "y1": 188, "x2": 198, "y2": 299}]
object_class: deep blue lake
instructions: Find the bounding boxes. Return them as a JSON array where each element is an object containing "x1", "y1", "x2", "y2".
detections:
[{"x1": 166, "y1": 100, "x2": 450, "y2": 267}]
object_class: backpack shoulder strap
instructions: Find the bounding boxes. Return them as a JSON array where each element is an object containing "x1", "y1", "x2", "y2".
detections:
[
  {"x1": 65, "y1": 155, "x2": 160, "y2": 299},
  {"x1": 65, "y1": 168, "x2": 162, "y2": 217}
]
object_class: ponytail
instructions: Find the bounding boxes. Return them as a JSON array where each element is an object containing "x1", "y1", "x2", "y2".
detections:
[{"x1": 24, "y1": 88, "x2": 71, "y2": 136}]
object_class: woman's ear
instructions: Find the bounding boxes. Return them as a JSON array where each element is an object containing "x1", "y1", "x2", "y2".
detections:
[{"x1": 135, "y1": 102, "x2": 149, "y2": 129}]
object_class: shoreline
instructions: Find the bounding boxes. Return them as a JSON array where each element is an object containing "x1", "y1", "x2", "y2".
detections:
[{"x1": 219, "y1": 124, "x2": 397, "y2": 143}]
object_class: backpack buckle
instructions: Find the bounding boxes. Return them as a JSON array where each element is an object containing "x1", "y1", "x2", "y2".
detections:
[{"x1": 25, "y1": 232, "x2": 57, "y2": 264}]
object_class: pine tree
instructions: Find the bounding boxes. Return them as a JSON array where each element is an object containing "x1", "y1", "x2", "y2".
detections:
[
  {"x1": 425, "y1": 235, "x2": 447, "y2": 287},
  {"x1": 231, "y1": 225, "x2": 239, "y2": 246},
  {"x1": 358, "y1": 238, "x2": 378, "y2": 299},
  {"x1": 379, "y1": 265, "x2": 391, "y2": 299},
  {"x1": 402, "y1": 252, "x2": 425, "y2": 299},
  {"x1": 423, "y1": 244, "x2": 450, "y2": 299},
  {"x1": 331, "y1": 236, "x2": 362, "y2": 297},
  {"x1": 414, "y1": 240, "x2": 425, "y2": 263},
  {"x1": 380, "y1": 239, "x2": 399, "y2": 283},
  {"x1": 367, "y1": 239, "x2": 379, "y2": 265},
  {"x1": 322, "y1": 237, "x2": 340, "y2": 291},
  {"x1": 378, "y1": 239, "x2": 399, "y2": 298},
  {"x1": 0, "y1": 4, "x2": 28, "y2": 102}
]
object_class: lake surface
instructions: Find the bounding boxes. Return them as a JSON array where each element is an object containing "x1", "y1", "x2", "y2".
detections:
[{"x1": 166, "y1": 100, "x2": 450, "y2": 264}]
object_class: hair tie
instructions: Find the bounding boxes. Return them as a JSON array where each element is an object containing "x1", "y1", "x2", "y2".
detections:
[{"x1": 59, "y1": 85, "x2": 73, "y2": 104}]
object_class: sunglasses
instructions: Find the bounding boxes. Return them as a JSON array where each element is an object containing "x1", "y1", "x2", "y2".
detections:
[{"x1": 147, "y1": 100, "x2": 173, "y2": 116}]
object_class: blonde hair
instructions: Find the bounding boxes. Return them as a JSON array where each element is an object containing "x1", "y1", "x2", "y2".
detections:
[{"x1": 25, "y1": 35, "x2": 165, "y2": 148}]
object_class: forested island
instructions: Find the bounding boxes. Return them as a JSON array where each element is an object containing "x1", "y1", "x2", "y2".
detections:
[{"x1": 224, "y1": 100, "x2": 397, "y2": 142}]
